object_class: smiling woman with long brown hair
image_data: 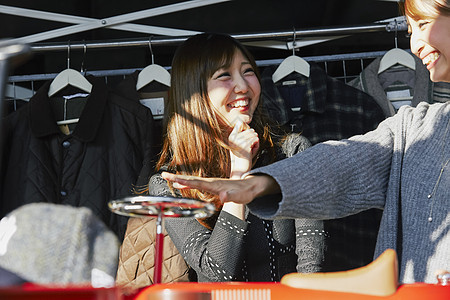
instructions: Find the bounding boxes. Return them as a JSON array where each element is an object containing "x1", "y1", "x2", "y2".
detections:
[
  {"x1": 138, "y1": 32, "x2": 326, "y2": 282},
  {"x1": 158, "y1": 32, "x2": 274, "y2": 205}
]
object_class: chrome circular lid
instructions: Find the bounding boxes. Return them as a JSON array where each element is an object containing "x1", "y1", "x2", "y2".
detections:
[{"x1": 108, "y1": 195, "x2": 216, "y2": 218}]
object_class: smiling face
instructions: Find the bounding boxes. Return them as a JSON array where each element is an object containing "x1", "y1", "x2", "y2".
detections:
[
  {"x1": 407, "y1": 7, "x2": 450, "y2": 82},
  {"x1": 207, "y1": 49, "x2": 261, "y2": 128}
]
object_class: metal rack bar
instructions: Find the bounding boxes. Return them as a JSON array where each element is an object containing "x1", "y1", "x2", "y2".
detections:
[
  {"x1": 28, "y1": 22, "x2": 393, "y2": 52},
  {"x1": 7, "y1": 50, "x2": 388, "y2": 84}
]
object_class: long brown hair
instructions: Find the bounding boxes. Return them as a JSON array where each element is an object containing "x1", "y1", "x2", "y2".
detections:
[
  {"x1": 157, "y1": 33, "x2": 275, "y2": 204},
  {"x1": 402, "y1": 0, "x2": 450, "y2": 20}
]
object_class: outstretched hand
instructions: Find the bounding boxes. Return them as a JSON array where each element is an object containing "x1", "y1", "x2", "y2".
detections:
[{"x1": 161, "y1": 172, "x2": 280, "y2": 205}]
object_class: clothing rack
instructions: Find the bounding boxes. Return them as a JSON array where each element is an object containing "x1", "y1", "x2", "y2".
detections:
[
  {"x1": 5, "y1": 49, "x2": 391, "y2": 98},
  {"x1": 5, "y1": 17, "x2": 409, "y2": 101}
]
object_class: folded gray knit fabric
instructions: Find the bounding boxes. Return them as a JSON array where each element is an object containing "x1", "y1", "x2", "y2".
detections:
[{"x1": 0, "y1": 203, "x2": 120, "y2": 287}]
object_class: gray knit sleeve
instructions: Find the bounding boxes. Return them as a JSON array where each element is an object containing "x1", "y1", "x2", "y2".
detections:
[{"x1": 248, "y1": 117, "x2": 393, "y2": 220}]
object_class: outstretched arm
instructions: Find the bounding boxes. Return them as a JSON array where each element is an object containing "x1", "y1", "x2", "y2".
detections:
[
  {"x1": 162, "y1": 120, "x2": 281, "y2": 205},
  {"x1": 161, "y1": 172, "x2": 280, "y2": 205}
]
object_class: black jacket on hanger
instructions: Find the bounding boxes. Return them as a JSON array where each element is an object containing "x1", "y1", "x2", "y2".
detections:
[
  {"x1": 112, "y1": 70, "x2": 167, "y2": 174},
  {"x1": 0, "y1": 76, "x2": 156, "y2": 240}
]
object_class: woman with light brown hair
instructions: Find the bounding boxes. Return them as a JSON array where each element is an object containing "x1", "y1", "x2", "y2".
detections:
[{"x1": 139, "y1": 33, "x2": 325, "y2": 282}]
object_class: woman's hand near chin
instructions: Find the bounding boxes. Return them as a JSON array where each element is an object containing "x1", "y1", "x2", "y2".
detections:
[{"x1": 228, "y1": 120, "x2": 260, "y2": 178}]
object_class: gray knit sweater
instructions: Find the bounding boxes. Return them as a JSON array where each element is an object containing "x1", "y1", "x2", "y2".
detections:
[{"x1": 248, "y1": 102, "x2": 450, "y2": 284}]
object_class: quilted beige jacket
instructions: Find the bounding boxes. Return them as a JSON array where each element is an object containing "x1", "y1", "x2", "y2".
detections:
[{"x1": 115, "y1": 216, "x2": 190, "y2": 288}]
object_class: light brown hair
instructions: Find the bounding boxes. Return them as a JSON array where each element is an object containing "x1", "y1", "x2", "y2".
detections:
[{"x1": 403, "y1": 0, "x2": 450, "y2": 20}]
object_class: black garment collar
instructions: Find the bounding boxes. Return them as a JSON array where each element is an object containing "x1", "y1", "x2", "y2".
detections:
[
  {"x1": 113, "y1": 70, "x2": 140, "y2": 101},
  {"x1": 263, "y1": 62, "x2": 328, "y2": 115},
  {"x1": 29, "y1": 75, "x2": 108, "y2": 142}
]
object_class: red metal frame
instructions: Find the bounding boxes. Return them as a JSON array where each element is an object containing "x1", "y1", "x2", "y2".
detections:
[
  {"x1": 0, "y1": 281, "x2": 448, "y2": 300},
  {"x1": 134, "y1": 282, "x2": 450, "y2": 300}
]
